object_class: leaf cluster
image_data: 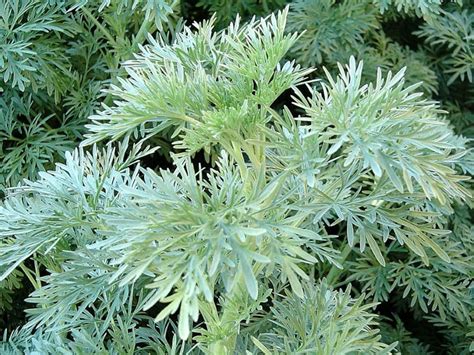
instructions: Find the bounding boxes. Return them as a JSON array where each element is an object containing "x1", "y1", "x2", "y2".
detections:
[{"x1": 0, "y1": 0, "x2": 472, "y2": 353}]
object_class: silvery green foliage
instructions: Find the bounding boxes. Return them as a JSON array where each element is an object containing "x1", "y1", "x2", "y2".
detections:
[
  {"x1": 285, "y1": 0, "x2": 440, "y2": 96},
  {"x1": 83, "y1": 9, "x2": 312, "y2": 150},
  {"x1": 360, "y1": 33, "x2": 439, "y2": 95},
  {"x1": 427, "y1": 310, "x2": 474, "y2": 354},
  {"x1": 286, "y1": 0, "x2": 378, "y2": 66},
  {"x1": 0, "y1": 140, "x2": 155, "y2": 283},
  {"x1": 0, "y1": 269, "x2": 22, "y2": 312},
  {"x1": 1, "y1": 294, "x2": 191, "y2": 354},
  {"x1": 0, "y1": 6, "x2": 472, "y2": 354},
  {"x1": 416, "y1": 9, "x2": 474, "y2": 85},
  {"x1": 0, "y1": 92, "x2": 76, "y2": 188},
  {"x1": 71, "y1": 0, "x2": 178, "y2": 30},
  {"x1": 372, "y1": 0, "x2": 463, "y2": 19},
  {"x1": 293, "y1": 59, "x2": 469, "y2": 206},
  {"x1": 0, "y1": 0, "x2": 178, "y2": 94},
  {"x1": 379, "y1": 315, "x2": 432, "y2": 354},
  {"x1": 252, "y1": 282, "x2": 396, "y2": 354},
  {"x1": 347, "y1": 230, "x2": 472, "y2": 319},
  {"x1": 0, "y1": 0, "x2": 177, "y2": 190},
  {"x1": 196, "y1": 0, "x2": 286, "y2": 28},
  {"x1": 0, "y1": 0, "x2": 72, "y2": 95}
]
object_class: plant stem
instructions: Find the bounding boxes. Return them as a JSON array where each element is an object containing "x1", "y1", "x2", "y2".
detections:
[
  {"x1": 207, "y1": 264, "x2": 266, "y2": 353},
  {"x1": 33, "y1": 257, "x2": 42, "y2": 288},
  {"x1": 131, "y1": 18, "x2": 155, "y2": 52},
  {"x1": 81, "y1": 7, "x2": 117, "y2": 47},
  {"x1": 19, "y1": 263, "x2": 41, "y2": 290},
  {"x1": 326, "y1": 243, "x2": 352, "y2": 285}
]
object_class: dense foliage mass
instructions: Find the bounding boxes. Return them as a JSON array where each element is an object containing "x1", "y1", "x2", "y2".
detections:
[{"x1": 0, "y1": 0, "x2": 472, "y2": 354}]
